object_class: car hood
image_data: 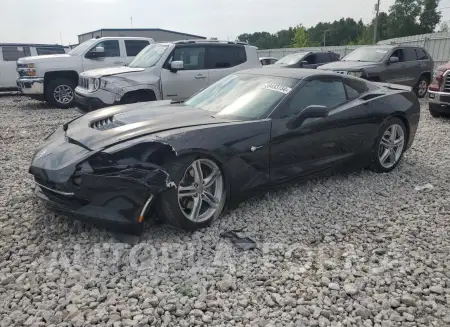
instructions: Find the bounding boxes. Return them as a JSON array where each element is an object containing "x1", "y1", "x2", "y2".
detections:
[
  {"x1": 318, "y1": 61, "x2": 378, "y2": 70},
  {"x1": 80, "y1": 66, "x2": 146, "y2": 78},
  {"x1": 17, "y1": 54, "x2": 72, "y2": 63},
  {"x1": 64, "y1": 100, "x2": 234, "y2": 151}
]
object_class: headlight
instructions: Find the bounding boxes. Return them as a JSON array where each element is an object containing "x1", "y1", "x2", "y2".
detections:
[
  {"x1": 27, "y1": 63, "x2": 35, "y2": 69},
  {"x1": 88, "y1": 78, "x2": 100, "y2": 92},
  {"x1": 347, "y1": 71, "x2": 363, "y2": 77}
]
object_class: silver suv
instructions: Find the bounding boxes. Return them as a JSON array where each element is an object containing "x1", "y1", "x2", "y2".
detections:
[
  {"x1": 74, "y1": 40, "x2": 261, "y2": 110},
  {"x1": 318, "y1": 45, "x2": 434, "y2": 98}
]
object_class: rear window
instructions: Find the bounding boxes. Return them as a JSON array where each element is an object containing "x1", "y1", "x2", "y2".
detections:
[
  {"x1": 125, "y1": 40, "x2": 150, "y2": 56},
  {"x1": 207, "y1": 46, "x2": 247, "y2": 69},
  {"x1": 343, "y1": 77, "x2": 368, "y2": 100},
  {"x1": 36, "y1": 47, "x2": 66, "y2": 55},
  {"x1": 2, "y1": 46, "x2": 31, "y2": 61},
  {"x1": 415, "y1": 48, "x2": 429, "y2": 60}
]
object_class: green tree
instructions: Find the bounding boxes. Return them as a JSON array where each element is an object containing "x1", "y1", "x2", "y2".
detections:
[
  {"x1": 291, "y1": 25, "x2": 309, "y2": 47},
  {"x1": 439, "y1": 21, "x2": 449, "y2": 32},
  {"x1": 419, "y1": 0, "x2": 441, "y2": 33}
]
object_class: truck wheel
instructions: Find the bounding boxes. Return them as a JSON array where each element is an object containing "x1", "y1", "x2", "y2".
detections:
[
  {"x1": 45, "y1": 78, "x2": 76, "y2": 109},
  {"x1": 429, "y1": 103, "x2": 441, "y2": 118},
  {"x1": 415, "y1": 75, "x2": 429, "y2": 98}
]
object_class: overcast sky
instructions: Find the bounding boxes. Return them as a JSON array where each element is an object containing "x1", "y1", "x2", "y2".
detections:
[{"x1": 1, "y1": 0, "x2": 448, "y2": 45}]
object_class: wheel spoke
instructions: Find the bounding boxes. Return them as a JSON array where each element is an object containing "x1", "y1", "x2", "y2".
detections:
[
  {"x1": 189, "y1": 196, "x2": 202, "y2": 221},
  {"x1": 389, "y1": 125, "x2": 397, "y2": 141},
  {"x1": 389, "y1": 148, "x2": 396, "y2": 163},
  {"x1": 178, "y1": 185, "x2": 197, "y2": 198},
  {"x1": 380, "y1": 138, "x2": 390, "y2": 148},
  {"x1": 380, "y1": 149, "x2": 390, "y2": 164},
  {"x1": 203, "y1": 167, "x2": 220, "y2": 188},
  {"x1": 392, "y1": 136, "x2": 404, "y2": 147},
  {"x1": 203, "y1": 191, "x2": 219, "y2": 208},
  {"x1": 192, "y1": 161, "x2": 203, "y2": 184}
]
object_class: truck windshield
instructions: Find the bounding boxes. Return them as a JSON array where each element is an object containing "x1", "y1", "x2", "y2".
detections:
[
  {"x1": 68, "y1": 39, "x2": 97, "y2": 56},
  {"x1": 342, "y1": 47, "x2": 391, "y2": 62},
  {"x1": 128, "y1": 44, "x2": 169, "y2": 68}
]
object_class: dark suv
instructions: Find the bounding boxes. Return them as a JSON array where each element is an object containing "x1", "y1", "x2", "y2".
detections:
[
  {"x1": 318, "y1": 45, "x2": 434, "y2": 98},
  {"x1": 267, "y1": 51, "x2": 340, "y2": 69}
]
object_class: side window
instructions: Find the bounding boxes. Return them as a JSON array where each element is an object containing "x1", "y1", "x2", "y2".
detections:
[
  {"x1": 170, "y1": 46, "x2": 206, "y2": 70},
  {"x1": 87, "y1": 40, "x2": 120, "y2": 57},
  {"x1": 316, "y1": 53, "x2": 331, "y2": 63},
  {"x1": 415, "y1": 48, "x2": 429, "y2": 60},
  {"x1": 343, "y1": 78, "x2": 368, "y2": 100},
  {"x1": 36, "y1": 47, "x2": 66, "y2": 55},
  {"x1": 284, "y1": 78, "x2": 347, "y2": 117},
  {"x1": 303, "y1": 54, "x2": 316, "y2": 65},
  {"x1": 330, "y1": 53, "x2": 340, "y2": 61},
  {"x1": 207, "y1": 46, "x2": 246, "y2": 69},
  {"x1": 124, "y1": 40, "x2": 150, "y2": 57},
  {"x1": 403, "y1": 48, "x2": 417, "y2": 61},
  {"x1": 2, "y1": 46, "x2": 31, "y2": 61},
  {"x1": 391, "y1": 49, "x2": 404, "y2": 62}
]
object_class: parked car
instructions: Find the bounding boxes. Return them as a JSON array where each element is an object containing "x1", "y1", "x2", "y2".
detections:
[
  {"x1": 0, "y1": 43, "x2": 68, "y2": 91},
  {"x1": 74, "y1": 40, "x2": 261, "y2": 110},
  {"x1": 318, "y1": 45, "x2": 433, "y2": 98},
  {"x1": 260, "y1": 57, "x2": 278, "y2": 65},
  {"x1": 427, "y1": 61, "x2": 450, "y2": 117},
  {"x1": 266, "y1": 51, "x2": 340, "y2": 69},
  {"x1": 29, "y1": 68, "x2": 419, "y2": 233},
  {"x1": 16, "y1": 37, "x2": 154, "y2": 108}
]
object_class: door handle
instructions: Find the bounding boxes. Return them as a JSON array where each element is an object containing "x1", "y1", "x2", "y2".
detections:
[{"x1": 195, "y1": 74, "x2": 206, "y2": 79}]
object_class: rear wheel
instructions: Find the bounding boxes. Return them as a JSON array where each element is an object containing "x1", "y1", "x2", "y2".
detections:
[
  {"x1": 45, "y1": 78, "x2": 76, "y2": 108},
  {"x1": 370, "y1": 118, "x2": 407, "y2": 173},
  {"x1": 158, "y1": 155, "x2": 226, "y2": 230},
  {"x1": 415, "y1": 75, "x2": 429, "y2": 98}
]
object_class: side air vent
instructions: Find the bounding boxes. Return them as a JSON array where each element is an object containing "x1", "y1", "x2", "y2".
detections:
[{"x1": 90, "y1": 116, "x2": 125, "y2": 131}]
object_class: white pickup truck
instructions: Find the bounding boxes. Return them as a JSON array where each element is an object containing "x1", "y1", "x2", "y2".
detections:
[{"x1": 16, "y1": 37, "x2": 154, "y2": 108}]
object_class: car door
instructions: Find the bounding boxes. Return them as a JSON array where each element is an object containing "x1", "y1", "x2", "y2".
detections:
[
  {"x1": 206, "y1": 45, "x2": 247, "y2": 84},
  {"x1": 160, "y1": 45, "x2": 209, "y2": 101},
  {"x1": 382, "y1": 48, "x2": 414, "y2": 85},
  {"x1": 300, "y1": 53, "x2": 318, "y2": 69},
  {"x1": 1, "y1": 45, "x2": 31, "y2": 88},
  {"x1": 269, "y1": 76, "x2": 372, "y2": 182},
  {"x1": 82, "y1": 40, "x2": 124, "y2": 72}
]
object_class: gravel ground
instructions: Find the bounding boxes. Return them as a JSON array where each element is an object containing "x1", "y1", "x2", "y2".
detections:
[{"x1": 0, "y1": 95, "x2": 449, "y2": 327}]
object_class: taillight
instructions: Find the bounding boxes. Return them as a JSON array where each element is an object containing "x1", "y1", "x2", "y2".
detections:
[{"x1": 429, "y1": 70, "x2": 445, "y2": 91}]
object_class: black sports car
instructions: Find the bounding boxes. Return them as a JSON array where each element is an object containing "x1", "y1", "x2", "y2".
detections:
[{"x1": 29, "y1": 68, "x2": 420, "y2": 233}]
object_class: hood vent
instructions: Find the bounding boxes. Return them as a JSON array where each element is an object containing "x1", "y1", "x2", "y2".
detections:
[{"x1": 90, "y1": 116, "x2": 125, "y2": 131}]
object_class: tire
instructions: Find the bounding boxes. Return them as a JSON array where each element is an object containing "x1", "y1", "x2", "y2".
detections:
[
  {"x1": 121, "y1": 91, "x2": 156, "y2": 105},
  {"x1": 414, "y1": 75, "x2": 429, "y2": 98},
  {"x1": 45, "y1": 78, "x2": 76, "y2": 108},
  {"x1": 429, "y1": 103, "x2": 441, "y2": 118},
  {"x1": 157, "y1": 155, "x2": 227, "y2": 230},
  {"x1": 370, "y1": 117, "x2": 407, "y2": 173}
]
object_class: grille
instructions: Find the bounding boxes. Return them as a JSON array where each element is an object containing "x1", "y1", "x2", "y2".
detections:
[
  {"x1": 443, "y1": 75, "x2": 450, "y2": 92},
  {"x1": 79, "y1": 76, "x2": 89, "y2": 90},
  {"x1": 17, "y1": 63, "x2": 29, "y2": 69},
  {"x1": 90, "y1": 116, "x2": 125, "y2": 131}
]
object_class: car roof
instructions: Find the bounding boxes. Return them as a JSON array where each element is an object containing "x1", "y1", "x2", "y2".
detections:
[
  {"x1": 360, "y1": 44, "x2": 424, "y2": 49},
  {"x1": 0, "y1": 43, "x2": 68, "y2": 48},
  {"x1": 92, "y1": 37, "x2": 154, "y2": 41},
  {"x1": 259, "y1": 57, "x2": 278, "y2": 60},
  {"x1": 239, "y1": 67, "x2": 341, "y2": 79}
]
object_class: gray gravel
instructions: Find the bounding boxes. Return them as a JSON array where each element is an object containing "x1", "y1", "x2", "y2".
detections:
[{"x1": 0, "y1": 95, "x2": 449, "y2": 327}]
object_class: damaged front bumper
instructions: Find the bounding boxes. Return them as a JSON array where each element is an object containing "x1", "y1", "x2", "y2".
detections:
[{"x1": 29, "y1": 136, "x2": 175, "y2": 232}]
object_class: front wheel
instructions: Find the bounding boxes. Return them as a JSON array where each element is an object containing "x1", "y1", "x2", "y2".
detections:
[
  {"x1": 45, "y1": 78, "x2": 76, "y2": 108},
  {"x1": 370, "y1": 118, "x2": 407, "y2": 173},
  {"x1": 158, "y1": 155, "x2": 226, "y2": 230}
]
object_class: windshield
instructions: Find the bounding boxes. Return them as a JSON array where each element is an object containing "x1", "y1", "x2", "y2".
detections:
[
  {"x1": 275, "y1": 52, "x2": 307, "y2": 65},
  {"x1": 343, "y1": 47, "x2": 390, "y2": 62},
  {"x1": 184, "y1": 73, "x2": 298, "y2": 119},
  {"x1": 68, "y1": 39, "x2": 97, "y2": 56},
  {"x1": 128, "y1": 44, "x2": 169, "y2": 68}
]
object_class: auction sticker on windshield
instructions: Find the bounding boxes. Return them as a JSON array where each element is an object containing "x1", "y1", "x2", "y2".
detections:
[{"x1": 262, "y1": 83, "x2": 292, "y2": 94}]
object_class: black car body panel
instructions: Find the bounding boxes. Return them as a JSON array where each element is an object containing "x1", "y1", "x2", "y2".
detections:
[{"x1": 29, "y1": 69, "x2": 420, "y2": 232}]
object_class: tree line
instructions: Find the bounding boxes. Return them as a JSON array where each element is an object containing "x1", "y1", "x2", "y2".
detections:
[{"x1": 237, "y1": 0, "x2": 443, "y2": 49}]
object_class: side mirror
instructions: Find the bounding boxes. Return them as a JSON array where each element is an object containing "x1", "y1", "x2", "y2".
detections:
[
  {"x1": 170, "y1": 61, "x2": 184, "y2": 72},
  {"x1": 300, "y1": 60, "x2": 309, "y2": 67},
  {"x1": 287, "y1": 105, "x2": 328, "y2": 129},
  {"x1": 388, "y1": 56, "x2": 399, "y2": 64},
  {"x1": 86, "y1": 46, "x2": 105, "y2": 59},
  {"x1": 95, "y1": 46, "x2": 105, "y2": 54}
]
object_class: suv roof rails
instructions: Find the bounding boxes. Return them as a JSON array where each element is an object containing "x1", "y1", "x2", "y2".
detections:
[{"x1": 173, "y1": 39, "x2": 248, "y2": 45}]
